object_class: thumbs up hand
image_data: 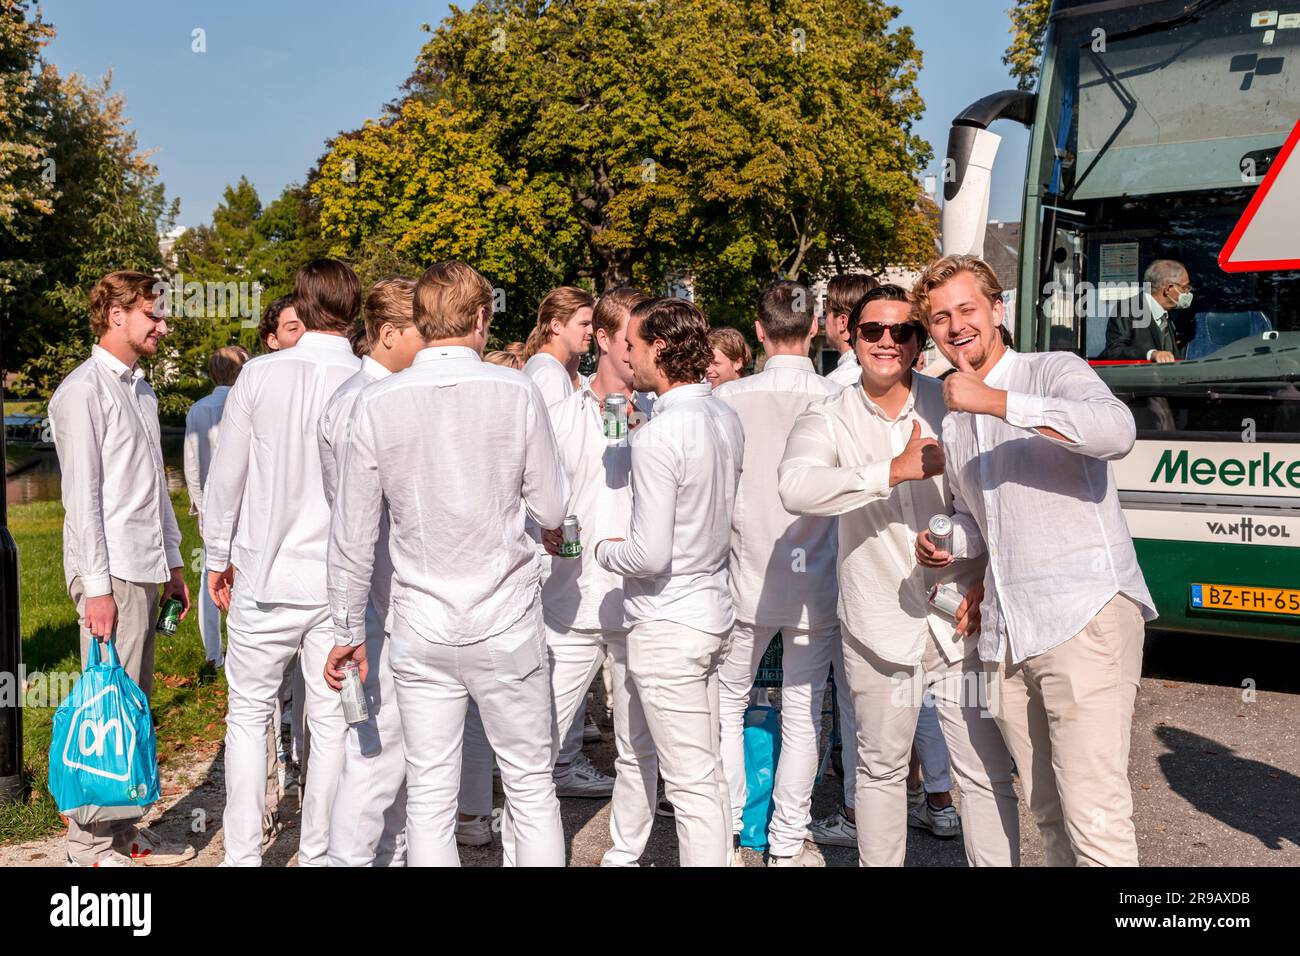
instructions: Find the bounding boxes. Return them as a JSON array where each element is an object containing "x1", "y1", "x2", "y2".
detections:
[
  {"x1": 942, "y1": 346, "x2": 1006, "y2": 417},
  {"x1": 889, "y1": 419, "x2": 945, "y2": 487}
]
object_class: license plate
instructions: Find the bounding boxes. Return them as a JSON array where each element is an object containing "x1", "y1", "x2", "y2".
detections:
[{"x1": 1190, "y1": 583, "x2": 1300, "y2": 617}]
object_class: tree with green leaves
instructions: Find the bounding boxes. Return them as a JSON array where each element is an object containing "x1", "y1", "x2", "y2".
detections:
[
  {"x1": 315, "y1": 0, "x2": 934, "y2": 336},
  {"x1": 1004, "y1": 0, "x2": 1051, "y2": 91}
]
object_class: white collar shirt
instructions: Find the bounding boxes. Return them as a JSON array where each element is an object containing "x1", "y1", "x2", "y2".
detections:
[
  {"x1": 778, "y1": 373, "x2": 983, "y2": 665},
  {"x1": 202, "y1": 331, "x2": 362, "y2": 605},
  {"x1": 48, "y1": 345, "x2": 182, "y2": 595},
  {"x1": 541, "y1": 384, "x2": 655, "y2": 632},
  {"x1": 595, "y1": 382, "x2": 744, "y2": 634},
  {"x1": 714, "y1": 355, "x2": 843, "y2": 629},
  {"x1": 826, "y1": 349, "x2": 861, "y2": 388},
  {"x1": 523, "y1": 351, "x2": 574, "y2": 409},
  {"x1": 327, "y1": 346, "x2": 570, "y2": 646},
  {"x1": 183, "y1": 385, "x2": 231, "y2": 520},
  {"x1": 942, "y1": 348, "x2": 1157, "y2": 664}
]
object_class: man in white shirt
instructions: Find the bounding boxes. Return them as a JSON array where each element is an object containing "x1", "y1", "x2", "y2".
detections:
[
  {"x1": 538, "y1": 286, "x2": 661, "y2": 865},
  {"x1": 823, "y1": 273, "x2": 878, "y2": 387},
  {"x1": 594, "y1": 297, "x2": 744, "y2": 867},
  {"x1": 780, "y1": 283, "x2": 1019, "y2": 867},
  {"x1": 523, "y1": 286, "x2": 595, "y2": 408},
  {"x1": 203, "y1": 259, "x2": 364, "y2": 867},
  {"x1": 714, "y1": 280, "x2": 856, "y2": 867},
  {"x1": 327, "y1": 260, "x2": 569, "y2": 867},
  {"x1": 912, "y1": 255, "x2": 1157, "y2": 866},
  {"x1": 183, "y1": 346, "x2": 251, "y2": 669},
  {"x1": 316, "y1": 277, "x2": 424, "y2": 866},
  {"x1": 49, "y1": 270, "x2": 196, "y2": 867}
]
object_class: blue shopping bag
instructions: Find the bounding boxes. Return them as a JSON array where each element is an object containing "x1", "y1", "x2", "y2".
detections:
[
  {"x1": 739, "y1": 705, "x2": 781, "y2": 850},
  {"x1": 48, "y1": 637, "x2": 160, "y2": 826}
]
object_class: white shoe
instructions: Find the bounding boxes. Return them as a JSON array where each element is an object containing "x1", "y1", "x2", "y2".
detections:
[
  {"x1": 582, "y1": 715, "x2": 602, "y2": 744},
  {"x1": 455, "y1": 814, "x2": 492, "y2": 847},
  {"x1": 731, "y1": 845, "x2": 745, "y2": 867},
  {"x1": 553, "y1": 753, "x2": 615, "y2": 798},
  {"x1": 767, "y1": 841, "x2": 826, "y2": 867},
  {"x1": 115, "y1": 825, "x2": 197, "y2": 866},
  {"x1": 67, "y1": 851, "x2": 134, "y2": 868},
  {"x1": 807, "y1": 809, "x2": 857, "y2": 848},
  {"x1": 908, "y1": 797, "x2": 962, "y2": 838}
]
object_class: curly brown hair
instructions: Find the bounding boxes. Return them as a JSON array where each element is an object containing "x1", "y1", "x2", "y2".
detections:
[{"x1": 632, "y1": 297, "x2": 712, "y2": 385}]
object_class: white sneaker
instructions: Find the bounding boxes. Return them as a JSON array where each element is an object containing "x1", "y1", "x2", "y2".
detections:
[
  {"x1": 115, "y1": 825, "x2": 197, "y2": 866},
  {"x1": 731, "y1": 845, "x2": 745, "y2": 867},
  {"x1": 583, "y1": 715, "x2": 602, "y2": 744},
  {"x1": 908, "y1": 797, "x2": 962, "y2": 838},
  {"x1": 67, "y1": 851, "x2": 134, "y2": 868},
  {"x1": 553, "y1": 753, "x2": 615, "y2": 798},
  {"x1": 455, "y1": 814, "x2": 492, "y2": 847},
  {"x1": 767, "y1": 841, "x2": 826, "y2": 867},
  {"x1": 807, "y1": 809, "x2": 857, "y2": 848}
]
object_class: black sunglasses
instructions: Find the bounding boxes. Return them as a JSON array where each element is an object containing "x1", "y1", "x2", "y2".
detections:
[{"x1": 856, "y1": 321, "x2": 921, "y2": 345}]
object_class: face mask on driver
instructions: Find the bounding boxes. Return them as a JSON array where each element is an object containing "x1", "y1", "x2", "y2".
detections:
[{"x1": 1176, "y1": 291, "x2": 1193, "y2": 310}]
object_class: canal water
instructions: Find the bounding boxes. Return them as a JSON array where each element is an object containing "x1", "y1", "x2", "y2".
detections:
[{"x1": 5, "y1": 433, "x2": 188, "y2": 507}]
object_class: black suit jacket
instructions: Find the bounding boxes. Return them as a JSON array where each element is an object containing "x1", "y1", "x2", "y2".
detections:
[{"x1": 1101, "y1": 295, "x2": 1181, "y2": 360}]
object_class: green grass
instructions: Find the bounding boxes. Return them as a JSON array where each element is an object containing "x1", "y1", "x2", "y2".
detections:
[{"x1": 0, "y1": 491, "x2": 228, "y2": 844}]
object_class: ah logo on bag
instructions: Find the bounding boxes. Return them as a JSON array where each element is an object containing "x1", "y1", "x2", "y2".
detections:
[{"x1": 60, "y1": 684, "x2": 137, "y2": 782}]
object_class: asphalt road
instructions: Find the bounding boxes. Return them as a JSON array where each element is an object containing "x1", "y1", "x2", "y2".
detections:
[{"x1": 4, "y1": 630, "x2": 1297, "y2": 867}]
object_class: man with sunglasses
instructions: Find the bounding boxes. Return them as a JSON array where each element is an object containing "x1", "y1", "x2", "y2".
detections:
[
  {"x1": 1101, "y1": 259, "x2": 1193, "y2": 363},
  {"x1": 779, "y1": 283, "x2": 1018, "y2": 867}
]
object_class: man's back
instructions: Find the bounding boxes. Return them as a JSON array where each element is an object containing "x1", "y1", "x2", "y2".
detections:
[
  {"x1": 183, "y1": 386, "x2": 230, "y2": 518},
  {"x1": 715, "y1": 356, "x2": 841, "y2": 628},
  {"x1": 202, "y1": 332, "x2": 361, "y2": 606},
  {"x1": 335, "y1": 346, "x2": 568, "y2": 645}
]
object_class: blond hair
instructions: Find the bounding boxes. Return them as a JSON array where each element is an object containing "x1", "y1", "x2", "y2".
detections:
[
  {"x1": 484, "y1": 347, "x2": 524, "y2": 369},
  {"x1": 413, "y1": 261, "x2": 493, "y2": 341},
  {"x1": 89, "y1": 271, "x2": 160, "y2": 337},
  {"x1": 364, "y1": 276, "x2": 417, "y2": 346},
  {"x1": 207, "y1": 345, "x2": 250, "y2": 386},
  {"x1": 707, "y1": 326, "x2": 752, "y2": 373},
  {"x1": 909, "y1": 255, "x2": 1003, "y2": 325},
  {"x1": 523, "y1": 286, "x2": 595, "y2": 360}
]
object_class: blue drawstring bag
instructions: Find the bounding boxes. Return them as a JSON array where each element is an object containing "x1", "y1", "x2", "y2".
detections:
[
  {"x1": 48, "y1": 637, "x2": 160, "y2": 826},
  {"x1": 739, "y1": 705, "x2": 782, "y2": 850}
]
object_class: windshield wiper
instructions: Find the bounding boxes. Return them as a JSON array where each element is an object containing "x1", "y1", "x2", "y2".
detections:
[{"x1": 1101, "y1": 0, "x2": 1233, "y2": 44}]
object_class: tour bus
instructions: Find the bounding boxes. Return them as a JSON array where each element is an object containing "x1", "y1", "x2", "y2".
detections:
[{"x1": 942, "y1": 0, "x2": 1299, "y2": 641}]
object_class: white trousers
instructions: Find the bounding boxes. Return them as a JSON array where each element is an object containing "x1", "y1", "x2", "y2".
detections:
[
  {"x1": 327, "y1": 630, "x2": 407, "y2": 867},
  {"x1": 542, "y1": 619, "x2": 657, "y2": 866},
  {"x1": 222, "y1": 586, "x2": 348, "y2": 867},
  {"x1": 459, "y1": 700, "x2": 494, "y2": 817},
  {"x1": 197, "y1": 547, "x2": 225, "y2": 666},
  {"x1": 627, "y1": 619, "x2": 732, "y2": 867},
  {"x1": 390, "y1": 606, "x2": 563, "y2": 867},
  {"x1": 556, "y1": 645, "x2": 603, "y2": 766},
  {"x1": 717, "y1": 620, "x2": 857, "y2": 855},
  {"x1": 915, "y1": 700, "x2": 953, "y2": 793},
  {"x1": 841, "y1": 629, "x2": 1019, "y2": 867}
]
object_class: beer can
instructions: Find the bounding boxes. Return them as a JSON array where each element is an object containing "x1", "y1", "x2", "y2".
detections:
[
  {"x1": 929, "y1": 582, "x2": 965, "y2": 618},
  {"x1": 560, "y1": 515, "x2": 582, "y2": 558},
  {"x1": 928, "y1": 514, "x2": 954, "y2": 555},
  {"x1": 603, "y1": 393, "x2": 628, "y2": 442},
  {"x1": 340, "y1": 660, "x2": 369, "y2": 725},
  {"x1": 156, "y1": 597, "x2": 182, "y2": 636}
]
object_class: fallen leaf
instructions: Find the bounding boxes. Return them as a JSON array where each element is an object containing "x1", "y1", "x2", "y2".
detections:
[{"x1": 1140, "y1": 783, "x2": 1152, "y2": 790}]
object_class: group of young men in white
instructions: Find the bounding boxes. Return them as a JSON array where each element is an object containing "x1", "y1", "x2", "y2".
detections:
[{"x1": 51, "y1": 251, "x2": 1155, "y2": 868}]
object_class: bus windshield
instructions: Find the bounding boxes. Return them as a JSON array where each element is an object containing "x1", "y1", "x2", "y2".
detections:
[{"x1": 1029, "y1": 0, "x2": 1300, "y2": 440}]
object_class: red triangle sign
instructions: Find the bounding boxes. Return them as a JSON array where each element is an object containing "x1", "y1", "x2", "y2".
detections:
[{"x1": 1220, "y1": 119, "x2": 1300, "y2": 273}]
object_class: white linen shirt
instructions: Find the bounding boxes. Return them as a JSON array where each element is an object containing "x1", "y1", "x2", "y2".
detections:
[
  {"x1": 327, "y1": 346, "x2": 569, "y2": 647},
  {"x1": 826, "y1": 350, "x2": 861, "y2": 388},
  {"x1": 714, "y1": 355, "x2": 842, "y2": 630},
  {"x1": 183, "y1": 385, "x2": 231, "y2": 523},
  {"x1": 202, "y1": 331, "x2": 361, "y2": 606},
  {"x1": 49, "y1": 345, "x2": 182, "y2": 595},
  {"x1": 778, "y1": 373, "x2": 983, "y2": 666},
  {"x1": 523, "y1": 351, "x2": 574, "y2": 409},
  {"x1": 541, "y1": 384, "x2": 654, "y2": 632},
  {"x1": 942, "y1": 348, "x2": 1157, "y2": 664},
  {"x1": 596, "y1": 382, "x2": 744, "y2": 634},
  {"x1": 318, "y1": 357, "x2": 393, "y2": 645}
]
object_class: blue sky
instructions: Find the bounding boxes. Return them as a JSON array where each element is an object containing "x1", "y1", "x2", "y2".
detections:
[{"x1": 42, "y1": 0, "x2": 1032, "y2": 229}]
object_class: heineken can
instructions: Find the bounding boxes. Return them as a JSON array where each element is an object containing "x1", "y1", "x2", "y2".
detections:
[
  {"x1": 156, "y1": 597, "x2": 182, "y2": 636},
  {"x1": 928, "y1": 582, "x2": 965, "y2": 618},
  {"x1": 928, "y1": 514, "x2": 953, "y2": 555},
  {"x1": 340, "y1": 660, "x2": 369, "y2": 725},
  {"x1": 603, "y1": 393, "x2": 629, "y2": 443},
  {"x1": 559, "y1": 515, "x2": 582, "y2": 558}
]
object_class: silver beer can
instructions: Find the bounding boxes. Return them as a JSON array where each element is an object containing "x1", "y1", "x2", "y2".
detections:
[
  {"x1": 929, "y1": 582, "x2": 965, "y2": 618},
  {"x1": 340, "y1": 660, "x2": 369, "y2": 725},
  {"x1": 603, "y1": 393, "x2": 628, "y2": 443},
  {"x1": 560, "y1": 515, "x2": 582, "y2": 558},
  {"x1": 928, "y1": 514, "x2": 953, "y2": 555}
]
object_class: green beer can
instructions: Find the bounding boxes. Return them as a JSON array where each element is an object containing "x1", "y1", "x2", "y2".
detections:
[{"x1": 156, "y1": 597, "x2": 183, "y2": 635}]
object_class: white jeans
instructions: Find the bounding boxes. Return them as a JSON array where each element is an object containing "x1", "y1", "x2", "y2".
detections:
[
  {"x1": 542, "y1": 619, "x2": 657, "y2": 866},
  {"x1": 915, "y1": 700, "x2": 952, "y2": 793},
  {"x1": 390, "y1": 606, "x2": 563, "y2": 867},
  {"x1": 198, "y1": 546, "x2": 224, "y2": 667},
  {"x1": 841, "y1": 630, "x2": 1019, "y2": 867},
  {"x1": 627, "y1": 620, "x2": 731, "y2": 867},
  {"x1": 327, "y1": 630, "x2": 407, "y2": 867},
  {"x1": 718, "y1": 621, "x2": 857, "y2": 855},
  {"x1": 222, "y1": 586, "x2": 348, "y2": 867}
]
